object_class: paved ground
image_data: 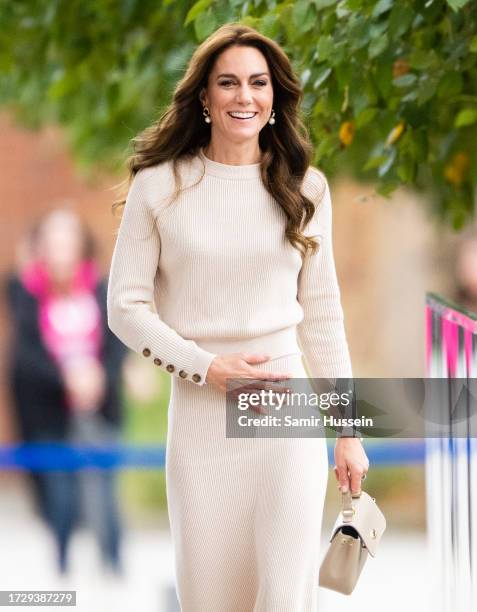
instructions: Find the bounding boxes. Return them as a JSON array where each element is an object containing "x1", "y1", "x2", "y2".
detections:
[{"x1": 0, "y1": 478, "x2": 434, "y2": 612}]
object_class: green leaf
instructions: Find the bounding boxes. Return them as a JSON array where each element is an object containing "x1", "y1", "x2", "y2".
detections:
[
  {"x1": 260, "y1": 13, "x2": 280, "y2": 38},
  {"x1": 376, "y1": 178, "x2": 401, "y2": 197},
  {"x1": 364, "y1": 154, "x2": 388, "y2": 171},
  {"x1": 336, "y1": 1, "x2": 352, "y2": 18},
  {"x1": 470, "y1": 36, "x2": 477, "y2": 53},
  {"x1": 371, "y1": 0, "x2": 393, "y2": 18},
  {"x1": 396, "y1": 158, "x2": 417, "y2": 183},
  {"x1": 301, "y1": 68, "x2": 312, "y2": 87},
  {"x1": 408, "y1": 49, "x2": 439, "y2": 71},
  {"x1": 348, "y1": 16, "x2": 372, "y2": 50},
  {"x1": 455, "y1": 109, "x2": 477, "y2": 127},
  {"x1": 300, "y1": 5, "x2": 318, "y2": 33},
  {"x1": 368, "y1": 21, "x2": 388, "y2": 39},
  {"x1": 194, "y1": 9, "x2": 217, "y2": 41},
  {"x1": 392, "y1": 73, "x2": 417, "y2": 87},
  {"x1": 185, "y1": 0, "x2": 213, "y2": 26},
  {"x1": 47, "y1": 70, "x2": 80, "y2": 99},
  {"x1": 402, "y1": 90, "x2": 418, "y2": 102},
  {"x1": 368, "y1": 34, "x2": 388, "y2": 59},
  {"x1": 316, "y1": 35, "x2": 334, "y2": 62},
  {"x1": 352, "y1": 90, "x2": 371, "y2": 115},
  {"x1": 344, "y1": 0, "x2": 364, "y2": 9},
  {"x1": 293, "y1": 0, "x2": 313, "y2": 28},
  {"x1": 450, "y1": 207, "x2": 467, "y2": 230},
  {"x1": 378, "y1": 147, "x2": 397, "y2": 177},
  {"x1": 313, "y1": 0, "x2": 337, "y2": 8},
  {"x1": 388, "y1": 5, "x2": 414, "y2": 40},
  {"x1": 446, "y1": 0, "x2": 471, "y2": 11},
  {"x1": 416, "y1": 77, "x2": 438, "y2": 106},
  {"x1": 313, "y1": 66, "x2": 332, "y2": 89},
  {"x1": 315, "y1": 134, "x2": 336, "y2": 160},
  {"x1": 437, "y1": 72, "x2": 463, "y2": 98},
  {"x1": 375, "y1": 60, "x2": 393, "y2": 98},
  {"x1": 356, "y1": 107, "x2": 378, "y2": 128}
]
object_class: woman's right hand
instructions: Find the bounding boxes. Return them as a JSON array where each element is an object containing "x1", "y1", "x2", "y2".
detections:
[
  {"x1": 205, "y1": 352, "x2": 293, "y2": 408},
  {"x1": 62, "y1": 358, "x2": 106, "y2": 412}
]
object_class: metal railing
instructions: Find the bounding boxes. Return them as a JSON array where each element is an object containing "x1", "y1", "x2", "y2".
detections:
[{"x1": 425, "y1": 292, "x2": 477, "y2": 612}]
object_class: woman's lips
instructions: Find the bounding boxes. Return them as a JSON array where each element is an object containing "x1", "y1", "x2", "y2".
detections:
[{"x1": 227, "y1": 112, "x2": 258, "y2": 120}]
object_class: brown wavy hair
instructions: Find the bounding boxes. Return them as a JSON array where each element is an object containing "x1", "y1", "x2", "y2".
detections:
[{"x1": 112, "y1": 22, "x2": 326, "y2": 257}]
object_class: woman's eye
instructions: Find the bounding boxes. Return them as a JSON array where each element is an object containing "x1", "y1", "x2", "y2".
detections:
[{"x1": 218, "y1": 80, "x2": 268, "y2": 87}]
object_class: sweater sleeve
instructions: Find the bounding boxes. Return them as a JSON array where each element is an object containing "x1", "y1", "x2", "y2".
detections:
[
  {"x1": 106, "y1": 167, "x2": 217, "y2": 386},
  {"x1": 296, "y1": 175, "x2": 353, "y2": 381}
]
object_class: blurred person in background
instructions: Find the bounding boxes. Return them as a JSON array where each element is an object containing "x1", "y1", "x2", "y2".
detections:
[
  {"x1": 5, "y1": 208, "x2": 128, "y2": 576},
  {"x1": 454, "y1": 230, "x2": 477, "y2": 314}
]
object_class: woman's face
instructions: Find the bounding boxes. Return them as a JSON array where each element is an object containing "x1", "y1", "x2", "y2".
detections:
[
  {"x1": 200, "y1": 45, "x2": 274, "y2": 146},
  {"x1": 37, "y1": 211, "x2": 85, "y2": 283}
]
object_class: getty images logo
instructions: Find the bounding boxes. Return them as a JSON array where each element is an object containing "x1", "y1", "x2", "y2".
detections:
[{"x1": 236, "y1": 388, "x2": 354, "y2": 411}]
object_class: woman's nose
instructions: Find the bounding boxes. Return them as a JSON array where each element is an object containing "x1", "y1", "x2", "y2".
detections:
[{"x1": 235, "y1": 86, "x2": 253, "y2": 104}]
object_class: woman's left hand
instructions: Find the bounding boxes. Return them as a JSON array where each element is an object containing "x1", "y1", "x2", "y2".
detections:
[{"x1": 333, "y1": 438, "x2": 369, "y2": 496}]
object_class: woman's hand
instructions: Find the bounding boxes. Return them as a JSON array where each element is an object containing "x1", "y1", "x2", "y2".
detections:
[
  {"x1": 333, "y1": 438, "x2": 369, "y2": 496},
  {"x1": 205, "y1": 353, "x2": 293, "y2": 408}
]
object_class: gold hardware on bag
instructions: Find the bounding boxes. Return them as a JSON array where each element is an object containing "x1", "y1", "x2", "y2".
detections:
[
  {"x1": 371, "y1": 529, "x2": 377, "y2": 539},
  {"x1": 340, "y1": 538, "x2": 354, "y2": 546}
]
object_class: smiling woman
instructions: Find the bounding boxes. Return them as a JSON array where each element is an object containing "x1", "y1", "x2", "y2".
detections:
[
  {"x1": 199, "y1": 46, "x2": 274, "y2": 164},
  {"x1": 107, "y1": 21, "x2": 368, "y2": 612}
]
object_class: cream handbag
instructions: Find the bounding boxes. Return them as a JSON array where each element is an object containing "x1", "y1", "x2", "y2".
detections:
[{"x1": 319, "y1": 489, "x2": 386, "y2": 595}]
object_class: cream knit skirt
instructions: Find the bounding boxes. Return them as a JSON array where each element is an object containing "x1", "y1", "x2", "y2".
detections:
[{"x1": 165, "y1": 349, "x2": 329, "y2": 612}]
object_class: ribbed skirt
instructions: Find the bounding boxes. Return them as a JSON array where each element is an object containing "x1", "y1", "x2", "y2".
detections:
[{"x1": 165, "y1": 347, "x2": 329, "y2": 612}]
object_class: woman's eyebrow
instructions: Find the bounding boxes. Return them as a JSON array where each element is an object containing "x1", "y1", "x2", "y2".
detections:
[{"x1": 216, "y1": 72, "x2": 270, "y2": 79}]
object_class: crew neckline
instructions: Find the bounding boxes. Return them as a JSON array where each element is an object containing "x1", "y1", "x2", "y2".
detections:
[{"x1": 198, "y1": 147, "x2": 262, "y2": 180}]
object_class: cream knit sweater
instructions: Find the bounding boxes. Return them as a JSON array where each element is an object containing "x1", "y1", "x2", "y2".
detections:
[{"x1": 107, "y1": 147, "x2": 352, "y2": 387}]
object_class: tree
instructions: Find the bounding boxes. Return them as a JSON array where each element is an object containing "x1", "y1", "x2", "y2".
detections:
[{"x1": 0, "y1": 0, "x2": 475, "y2": 228}]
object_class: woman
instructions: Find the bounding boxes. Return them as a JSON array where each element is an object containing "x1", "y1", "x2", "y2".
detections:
[
  {"x1": 454, "y1": 232, "x2": 477, "y2": 312},
  {"x1": 107, "y1": 22, "x2": 369, "y2": 610},
  {"x1": 6, "y1": 209, "x2": 127, "y2": 575}
]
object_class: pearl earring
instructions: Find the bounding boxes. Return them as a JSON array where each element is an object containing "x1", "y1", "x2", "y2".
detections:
[
  {"x1": 203, "y1": 106, "x2": 211, "y2": 124},
  {"x1": 268, "y1": 109, "x2": 276, "y2": 125}
]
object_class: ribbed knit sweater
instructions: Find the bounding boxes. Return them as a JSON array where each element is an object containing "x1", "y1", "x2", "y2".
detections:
[{"x1": 106, "y1": 147, "x2": 352, "y2": 387}]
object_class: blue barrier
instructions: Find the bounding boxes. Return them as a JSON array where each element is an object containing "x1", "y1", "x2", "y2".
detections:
[
  {"x1": 338, "y1": 439, "x2": 425, "y2": 465},
  {"x1": 0, "y1": 440, "x2": 424, "y2": 471}
]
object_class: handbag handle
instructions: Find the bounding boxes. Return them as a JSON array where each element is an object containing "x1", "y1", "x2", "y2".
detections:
[{"x1": 341, "y1": 488, "x2": 361, "y2": 523}]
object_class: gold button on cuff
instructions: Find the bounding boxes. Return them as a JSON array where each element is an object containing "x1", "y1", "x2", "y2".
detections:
[
  {"x1": 142, "y1": 348, "x2": 151, "y2": 357},
  {"x1": 192, "y1": 373, "x2": 201, "y2": 383},
  {"x1": 179, "y1": 370, "x2": 188, "y2": 378},
  {"x1": 166, "y1": 364, "x2": 175, "y2": 373},
  {"x1": 153, "y1": 358, "x2": 162, "y2": 366}
]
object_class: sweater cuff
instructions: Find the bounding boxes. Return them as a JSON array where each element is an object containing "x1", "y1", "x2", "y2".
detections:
[
  {"x1": 189, "y1": 349, "x2": 217, "y2": 386},
  {"x1": 138, "y1": 339, "x2": 217, "y2": 387}
]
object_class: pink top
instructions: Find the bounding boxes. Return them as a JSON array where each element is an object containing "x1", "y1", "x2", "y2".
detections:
[{"x1": 20, "y1": 259, "x2": 103, "y2": 409}]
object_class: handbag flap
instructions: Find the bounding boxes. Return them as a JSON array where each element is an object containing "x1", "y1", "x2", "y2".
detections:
[{"x1": 329, "y1": 491, "x2": 386, "y2": 557}]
